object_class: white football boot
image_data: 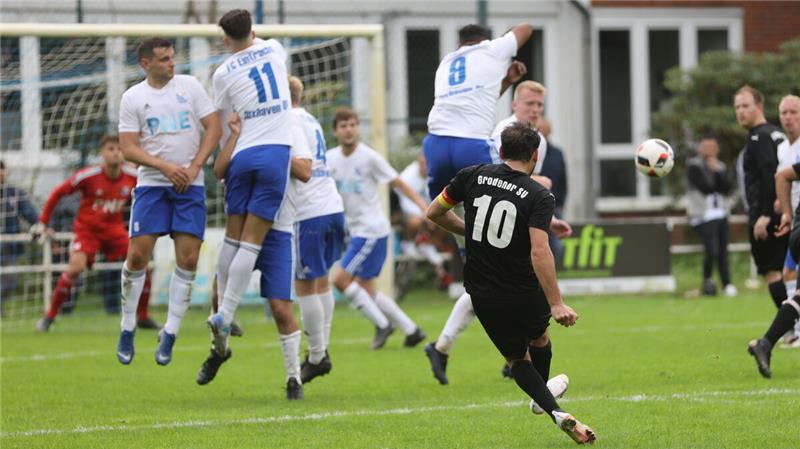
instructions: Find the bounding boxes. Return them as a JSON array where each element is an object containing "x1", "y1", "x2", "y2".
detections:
[{"x1": 552, "y1": 410, "x2": 596, "y2": 445}]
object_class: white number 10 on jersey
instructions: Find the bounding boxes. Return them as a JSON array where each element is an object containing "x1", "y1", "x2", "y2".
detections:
[{"x1": 472, "y1": 194, "x2": 517, "y2": 249}]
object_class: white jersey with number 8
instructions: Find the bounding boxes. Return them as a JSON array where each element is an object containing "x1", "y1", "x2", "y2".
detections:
[{"x1": 427, "y1": 31, "x2": 518, "y2": 140}]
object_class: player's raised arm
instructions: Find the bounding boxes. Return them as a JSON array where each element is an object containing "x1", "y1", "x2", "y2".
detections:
[
  {"x1": 426, "y1": 189, "x2": 465, "y2": 236},
  {"x1": 391, "y1": 177, "x2": 428, "y2": 216},
  {"x1": 530, "y1": 227, "x2": 576, "y2": 327},
  {"x1": 509, "y1": 23, "x2": 534, "y2": 48}
]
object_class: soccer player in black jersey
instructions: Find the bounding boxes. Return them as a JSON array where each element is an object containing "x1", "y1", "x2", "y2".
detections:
[
  {"x1": 427, "y1": 122, "x2": 595, "y2": 445},
  {"x1": 735, "y1": 86, "x2": 789, "y2": 311}
]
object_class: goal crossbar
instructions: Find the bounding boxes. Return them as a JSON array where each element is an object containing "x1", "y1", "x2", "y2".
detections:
[{"x1": 0, "y1": 23, "x2": 383, "y2": 38}]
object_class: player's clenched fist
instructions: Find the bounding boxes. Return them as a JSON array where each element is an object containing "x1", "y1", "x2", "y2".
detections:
[{"x1": 551, "y1": 303, "x2": 578, "y2": 327}]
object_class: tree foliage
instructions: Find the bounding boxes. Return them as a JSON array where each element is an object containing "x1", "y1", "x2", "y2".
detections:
[{"x1": 650, "y1": 39, "x2": 800, "y2": 197}]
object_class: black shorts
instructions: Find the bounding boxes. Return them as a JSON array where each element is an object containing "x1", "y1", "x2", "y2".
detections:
[
  {"x1": 471, "y1": 293, "x2": 551, "y2": 360},
  {"x1": 748, "y1": 216, "x2": 788, "y2": 275}
]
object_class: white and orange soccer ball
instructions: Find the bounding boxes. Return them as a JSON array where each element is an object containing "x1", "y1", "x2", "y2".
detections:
[{"x1": 635, "y1": 138, "x2": 674, "y2": 178}]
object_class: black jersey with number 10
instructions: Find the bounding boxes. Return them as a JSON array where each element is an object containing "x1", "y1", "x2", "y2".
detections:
[{"x1": 443, "y1": 163, "x2": 555, "y2": 300}]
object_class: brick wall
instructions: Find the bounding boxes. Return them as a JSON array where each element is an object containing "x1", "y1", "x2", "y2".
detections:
[{"x1": 592, "y1": 0, "x2": 800, "y2": 52}]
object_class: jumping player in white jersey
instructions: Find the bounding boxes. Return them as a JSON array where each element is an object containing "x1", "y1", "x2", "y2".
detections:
[
  {"x1": 425, "y1": 80, "x2": 572, "y2": 384},
  {"x1": 116, "y1": 37, "x2": 221, "y2": 365},
  {"x1": 328, "y1": 107, "x2": 428, "y2": 350},
  {"x1": 196, "y1": 100, "x2": 312, "y2": 398},
  {"x1": 207, "y1": 9, "x2": 294, "y2": 355},
  {"x1": 423, "y1": 23, "x2": 532, "y2": 200},
  {"x1": 282, "y1": 78, "x2": 346, "y2": 384}
]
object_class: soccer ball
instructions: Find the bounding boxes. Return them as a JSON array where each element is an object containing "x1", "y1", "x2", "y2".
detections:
[{"x1": 635, "y1": 138, "x2": 674, "y2": 178}]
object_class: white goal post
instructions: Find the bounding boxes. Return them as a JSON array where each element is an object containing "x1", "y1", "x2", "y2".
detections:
[{"x1": 0, "y1": 23, "x2": 393, "y2": 318}]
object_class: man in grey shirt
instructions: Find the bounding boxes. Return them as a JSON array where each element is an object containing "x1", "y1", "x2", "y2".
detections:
[{"x1": 686, "y1": 135, "x2": 735, "y2": 296}]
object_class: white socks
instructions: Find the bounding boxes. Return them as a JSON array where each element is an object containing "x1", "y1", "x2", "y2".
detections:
[
  {"x1": 297, "y1": 294, "x2": 326, "y2": 364},
  {"x1": 375, "y1": 291, "x2": 417, "y2": 335},
  {"x1": 120, "y1": 262, "x2": 146, "y2": 332},
  {"x1": 216, "y1": 237, "x2": 240, "y2": 300},
  {"x1": 279, "y1": 330, "x2": 302, "y2": 382},
  {"x1": 319, "y1": 290, "x2": 335, "y2": 347},
  {"x1": 343, "y1": 282, "x2": 389, "y2": 329},
  {"x1": 220, "y1": 241, "x2": 261, "y2": 326},
  {"x1": 435, "y1": 292, "x2": 475, "y2": 354},
  {"x1": 164, "y1": 267, "x2": 195, "y2": 335}
]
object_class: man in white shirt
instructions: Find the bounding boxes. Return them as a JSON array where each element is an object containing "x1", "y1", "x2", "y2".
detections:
[
  {"x1": 423, "y1": 23, "x2": 532, "y2": 202},
  {"x1": 208, "y1": 9, "x2": 294, "y2": 355},
  {"x1": 116, "y1": 37, "x2": 221, "y2": 366},
  {"x1": 328, "y1": 107, "x2": 429, "y2": 350},
  {"x1": 775, "y1": 94, "x2": 800, "y2": 348},
  {"x1": 490, "y1": 80, "x2": 549, "y2": 184}
]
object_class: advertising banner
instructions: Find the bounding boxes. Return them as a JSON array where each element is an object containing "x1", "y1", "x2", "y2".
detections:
[{"x1": 556, "y1": 221, "x2": 675, "y2": 295}]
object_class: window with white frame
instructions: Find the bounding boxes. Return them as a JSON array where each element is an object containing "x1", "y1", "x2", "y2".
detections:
[{"x1": 593, "y1": 8, "x2": 742, "y2": 211}]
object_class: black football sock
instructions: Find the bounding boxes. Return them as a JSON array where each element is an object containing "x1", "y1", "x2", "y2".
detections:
[
  {"x1": 764, "y1": 297, "x2": 800, "y2": 346},
  {"x1": 529, "y1": 342, "x2": 552, "y2": 381},
  {"x1": 510, "y1": 360, "x2": 561, "y2": 421},
  {"x1": 768, "y1": 281, "x2": 787, "y2": 308}
]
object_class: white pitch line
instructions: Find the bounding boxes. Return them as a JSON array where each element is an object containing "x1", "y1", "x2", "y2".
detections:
[
  {"x1": 2, "y1": 388, "x2": 797, "y2": 439},
  {"x1": 0, "y1": 338, "x2": 371, "y2": 364}
]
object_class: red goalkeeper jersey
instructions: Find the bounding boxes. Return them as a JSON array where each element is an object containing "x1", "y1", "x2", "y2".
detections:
[{"x1": 39, "y1": 164, "x2": 138, "y2": 231}]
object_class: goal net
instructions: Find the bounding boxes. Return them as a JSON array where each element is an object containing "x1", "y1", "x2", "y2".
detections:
[{"x1": 0, "y1": 24, "x2": 387, "y2": 328}]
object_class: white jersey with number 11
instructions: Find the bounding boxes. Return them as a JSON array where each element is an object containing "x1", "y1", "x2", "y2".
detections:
[{"x1": 213, "y1": 37, "x2": 292, "y2": 158}]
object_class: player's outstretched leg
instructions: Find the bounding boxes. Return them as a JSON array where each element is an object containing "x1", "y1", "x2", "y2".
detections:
[
  {"x1": 552, "y1": 410, "x2": 597, "y2": 445},
  {"x1": 530, "y1": 374, "x2": 570, "y2": 414},
  {"x1": 301, "y1": 351, "x2": 332, "y2": 384},
  {"x1": 374, "y1": 292, "x2": 426, "y2": 347},
  {"x1": 155, "y1": 266, "x2": 196, "y2": 365},
  {"x1": 117, "y1": 261, "x2": 147, "y2": 364},
  {"x1": 748, "y1": 295, "x2": 800, "y2": 378},
  {"x1": 424, "y1": 343, "x2": 449, "y2": 385},
  {"x1": 196, "y1": 348, "x2": 232, "y2": 385},
  {"x1": 509, "y1": 359, "x2": 595, "y2": 444},
  {"x1": 425, "y1": 292, "x2": 475, "y2": 384}
]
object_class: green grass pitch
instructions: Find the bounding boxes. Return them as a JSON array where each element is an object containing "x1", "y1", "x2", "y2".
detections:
[{"x1": 2, "y1": 283, "x2": 798, "y2": 448}]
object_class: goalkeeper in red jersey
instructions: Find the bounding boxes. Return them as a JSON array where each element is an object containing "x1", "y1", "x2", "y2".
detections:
[{"x1": 34, "y1": 135, "x2": 157, "y2": 332}]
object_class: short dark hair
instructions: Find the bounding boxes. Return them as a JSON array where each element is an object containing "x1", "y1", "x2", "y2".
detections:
[
  {"x1": 332, "y1": 107, "x2": 359, "y2": 129},
  {"x1": 735, "y1": 85, "x2": 764, "y2": 106},
  {"x1": 458, "y1": 24, "x2": 489, "y2": 45},
  {"x1": 698, "y1": 132, "x2": 718, "y2": 142},
  {"x1": 99, "y1": 134, "x2": 119, "y2": 148},
  {"x1": 137, "y1": 37, "x2": 172, "y2": 61},
  {"x1": 500, "y1": 123, "x2": 540, "y2": 162},
  {"x1": 0, "y1": 160, "x2": 5, "y2": 170},
  {"x1": 219, "y1": 9, "x2": 252, "y2": 41}
]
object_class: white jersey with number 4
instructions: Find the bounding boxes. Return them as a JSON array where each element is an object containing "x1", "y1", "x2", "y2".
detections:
[
  {"x1": 427, "y1": 31, "x2": 518, "y2": 140},
  {"x1": 118, "y1": 74, "x2": 215, "y2": 187},
  {"x1": 328, "y1": 143, "x2": 398, "y2": 238},
  {"x1": 291, "y1": 108, "x2": 344, "y2": 222},
  {"x1": 213, "y1": 38, "x2": 292, "y2": 159}
]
